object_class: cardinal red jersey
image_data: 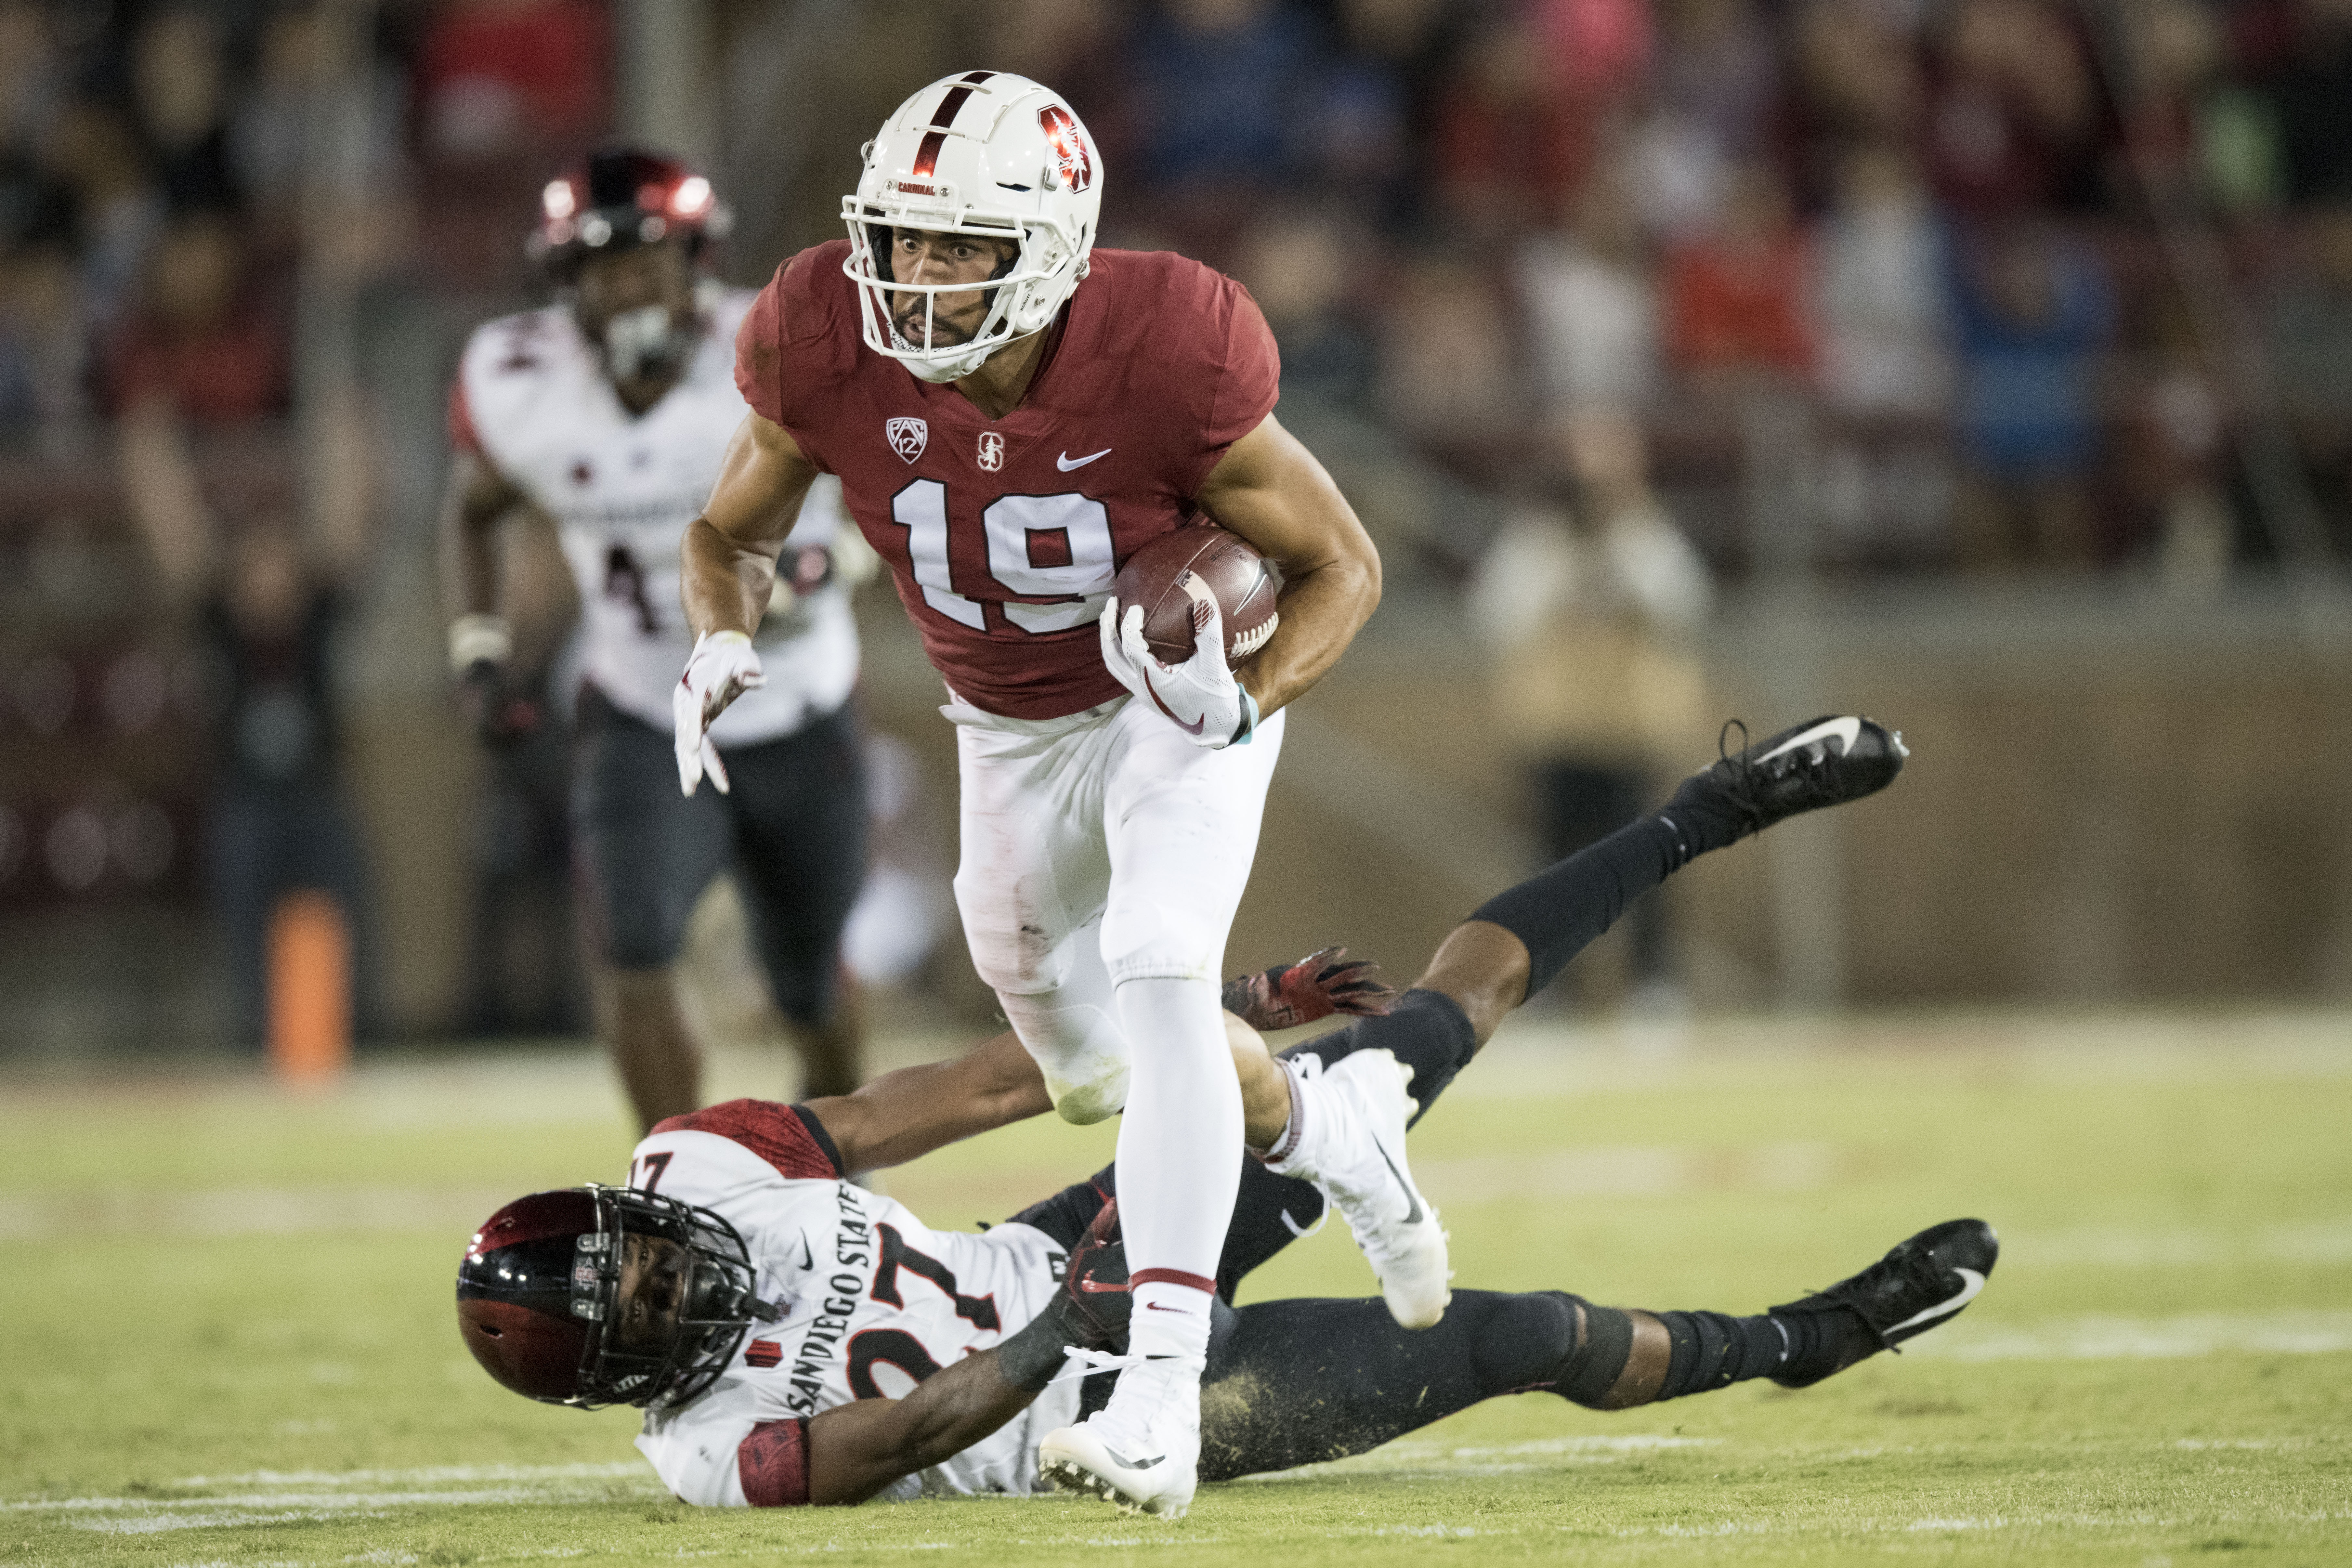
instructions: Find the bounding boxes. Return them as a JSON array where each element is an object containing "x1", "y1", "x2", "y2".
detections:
[{"x1": 736, "y1": 242, "x2": 1279, "y2": 720}]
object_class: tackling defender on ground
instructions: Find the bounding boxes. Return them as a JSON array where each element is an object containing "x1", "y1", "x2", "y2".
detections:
[{"x1": 458, "y1": 717, "x2": 1997, "y2": 1518}]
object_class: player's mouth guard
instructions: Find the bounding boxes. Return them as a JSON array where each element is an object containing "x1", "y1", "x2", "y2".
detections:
[{"x1": 601, "y1": 303, "x2": 697, "y2": 382}]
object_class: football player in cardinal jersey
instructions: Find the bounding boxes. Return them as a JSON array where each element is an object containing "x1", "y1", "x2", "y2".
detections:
[
  {"x1": 672, "y1": 74, "x2": 1384, "y2": 1504},
  {"x1": 440, "y1": 150, "x2": 870, "y2": 1130},
  {"x1": 460, "y1": 718, "x2": 1994, "y2": 1519}
]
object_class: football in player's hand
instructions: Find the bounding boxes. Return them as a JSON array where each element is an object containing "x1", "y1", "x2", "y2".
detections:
[{"x1": 1113, "y1": 525, "x2": 1279, "y2": 669}]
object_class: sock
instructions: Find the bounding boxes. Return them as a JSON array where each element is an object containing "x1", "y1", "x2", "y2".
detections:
[
  {"x1": 1111, "y1": 975, "x2": 1240, "y2": 1367},
  {"x1": 1255, "y1": 1059, "x2": 1335, "y2": 1181},
  {"x1": 1467, "y1": 810, "x2": 1716, "y2": 1002},
  {"x1": 1650, "y1": 1310, "x2": 1794, "y2": 1400}
]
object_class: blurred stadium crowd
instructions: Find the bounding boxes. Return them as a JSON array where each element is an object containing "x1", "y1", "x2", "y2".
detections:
[{"x1": 4, "y1": 0, "x2": 2350, "y2": 1050}]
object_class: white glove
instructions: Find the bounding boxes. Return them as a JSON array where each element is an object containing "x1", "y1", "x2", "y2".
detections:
[
  {"x1": 1097, "y1": 578, "x2": 1256, "y2": 750},
  {"x1": 673, "y1": 631, "x2": 765, "y2": 795}
]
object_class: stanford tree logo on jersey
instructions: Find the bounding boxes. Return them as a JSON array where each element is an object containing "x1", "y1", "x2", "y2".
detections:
[
  {"x1": 977, "y1": 431, "x2": 1005, "y2": 472},
  {"x1": 887, "y1": 417, "x2": 928, "y2": 462}
]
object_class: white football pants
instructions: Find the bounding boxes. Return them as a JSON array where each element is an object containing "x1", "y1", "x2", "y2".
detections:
[{"x1": 947, "y1": 691, "x2": 1286, "y2": 1123}]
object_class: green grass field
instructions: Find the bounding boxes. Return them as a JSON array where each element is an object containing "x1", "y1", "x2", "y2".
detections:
[{"x1": 4, "y1": 1010, "x2": 2349, "y2": 1567}]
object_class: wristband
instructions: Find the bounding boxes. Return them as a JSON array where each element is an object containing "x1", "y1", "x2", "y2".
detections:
[
  {"x1": 449, "y1": 615, "x2": 513, "y2": 675},
  {"x1": 698, "y1": 629, "x2": 754, "y2": 653},
  {"x1": 1230, "y1": 687, "x2": 1260, "y2": 748}
]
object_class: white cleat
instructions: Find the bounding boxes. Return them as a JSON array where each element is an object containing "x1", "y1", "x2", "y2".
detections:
[
  {"x1": 1037, "y1": 1355, "x2": 1201, "y2": 1518},
  {"x1": 1300, "y1": 1049, "x2": 1452, "y2": 1328}
]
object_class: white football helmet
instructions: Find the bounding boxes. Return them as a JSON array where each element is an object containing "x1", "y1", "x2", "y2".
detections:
[{"x1": 841, "y1": 72, "x2": 1102, "y2": 384}]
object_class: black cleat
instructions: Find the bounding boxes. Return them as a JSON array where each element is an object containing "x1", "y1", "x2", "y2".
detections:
[
  {"x1": 1670, "y1": 715, "x2": 1908, "y2": 843},
  {"x1": 1769, "y1": 1218, "x2": 1999, "y2": 1388}
]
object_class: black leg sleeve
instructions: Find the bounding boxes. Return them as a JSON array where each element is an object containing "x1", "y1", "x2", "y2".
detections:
[
  {"x1": 1275, "y1": 987, "x2": 1479, "y2": 1129},
  {"x1": 1197, "y1": 1290, "x2": 1583, "y2": 1482},
  {"x1": 1466, "y1": 813, "x2": 1705, "y2": 1003},
  {"x1": 1207, "y1": 990, "x2": 1483, "y2": 1296}
]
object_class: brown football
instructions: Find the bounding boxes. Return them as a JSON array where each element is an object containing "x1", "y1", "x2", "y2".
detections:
[{"x1": 1112, "y1": 525, "x2": 1280, "y2": 669}]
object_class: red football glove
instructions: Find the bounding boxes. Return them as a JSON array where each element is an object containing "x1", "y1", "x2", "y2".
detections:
[
  {"x1": 1222, "y1": 946, "x2": 1398, "y2": 1031},
  {"x1": 1057, "y1": 1196, "x2": 1130, "y2": 1347}
]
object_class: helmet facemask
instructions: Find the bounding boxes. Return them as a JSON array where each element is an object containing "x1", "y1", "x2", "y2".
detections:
[
  {"x1": 843, "y1": 206, "x2": 1087, "y2": 384},
  {"x1": 562, "y1": 1186, "x2": 779, "y2": 1409}
]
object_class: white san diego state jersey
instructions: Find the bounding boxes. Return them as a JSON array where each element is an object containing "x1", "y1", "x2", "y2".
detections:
[
  {"x1": 622, "y1": 1101, "x2": 1081, "y2": 1507},
  {"x1": 452, "y1": 291, "x2": 858, "y2": 747}
]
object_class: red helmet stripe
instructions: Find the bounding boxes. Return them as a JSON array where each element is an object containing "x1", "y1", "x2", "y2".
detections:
[
  {"x1": 930, "y1": 86, "x2": 975, "y2": 130},
  {"x1": 911, "y1": 130, "x2": 947, "y2": 178}
]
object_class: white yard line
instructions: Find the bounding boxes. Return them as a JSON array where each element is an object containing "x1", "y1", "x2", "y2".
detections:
[
  {"x1": 1910, "y1": 1310, "x2": 2352, "y2": 1361},
  {"x1": 2009, "y1": 1220, "x2": 2352, "y2": 1267},
  {"x1": 0, "y1": 1187, "x2": 529, "y2": 1242}
]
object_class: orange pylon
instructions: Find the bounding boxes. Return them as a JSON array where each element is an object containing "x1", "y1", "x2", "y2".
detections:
[{"x1": 268, "y1": 890, "x2": 351, "y2": 1083}]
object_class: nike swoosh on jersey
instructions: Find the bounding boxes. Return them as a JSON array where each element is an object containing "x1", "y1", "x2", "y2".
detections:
[
  {"x1": 1760, "y1": 715, "x2": 1863, "y2": 763},
  {"x1": 1143, "y1": 1300, "x2": 1198, "y2": 1313},
  {"x1": 1885, "y1": 1267, "x2": 1987, "y2": 1334},
  {"x1": 1057, "y1": 447, "x2": 1112, "y2": 471},
  {"x1": 1141, "y1": 672, "x2": 1207, "y2": 736},
  {"x1": 1375, "y1": 1142, "x2": 1425, "y2": 1225}
]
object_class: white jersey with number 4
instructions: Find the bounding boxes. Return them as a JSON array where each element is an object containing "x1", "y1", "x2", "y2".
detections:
[
  {"x1": 452, "y1": 291, "x2": 857, "y2": 747},
  {"x1": 623, "y1": 1101, "x2": 1081, "y2": 1507}
]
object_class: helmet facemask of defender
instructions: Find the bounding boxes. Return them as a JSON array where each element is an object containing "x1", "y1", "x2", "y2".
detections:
[
  {"x1": 841, "y1": 72, "x2": 1102, "y2": 384},
  {"x1": 456, "y1": 1185, "x2": 781, "y2": 1411},
  {"x1": 531, "y1": 148, "x2": 734, "y2": 387}
]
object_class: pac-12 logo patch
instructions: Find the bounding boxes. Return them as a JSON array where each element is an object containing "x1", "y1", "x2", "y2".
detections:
[
  {"x1": 977, "y1": 431, "x2": 1005, "y2": 471},
  {"x1": 1038, "y1": 105, "x2": 1093, "y2": 194},
  {"x1": 887, "y1": 417, "x2": 928, "y2": 463}
]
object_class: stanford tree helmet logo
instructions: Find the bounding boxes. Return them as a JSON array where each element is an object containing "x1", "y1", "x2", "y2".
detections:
[
  {"x1": 886, "y1": 417, "x2": 928, "y2": 463},
  {"x1": 1038, "y1": 105, "x2": 1093, "y2": 194}
]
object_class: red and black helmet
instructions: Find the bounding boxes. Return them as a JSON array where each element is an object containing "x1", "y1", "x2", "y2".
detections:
[
  {"x1": 456, "y1": 1184, "x2": 777, "y2": 1410},
  {"x1": 527, "y1": 147, "x2": 733, "y2": 278}
]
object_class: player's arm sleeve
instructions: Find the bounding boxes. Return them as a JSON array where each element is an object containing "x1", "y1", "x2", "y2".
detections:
[
  {"x1": 1186, "y1": 279, "x2": 1282, "y2": 493},
  {"x1": 649, "y1": 1101, "x2": 843, "y2": 1181}
]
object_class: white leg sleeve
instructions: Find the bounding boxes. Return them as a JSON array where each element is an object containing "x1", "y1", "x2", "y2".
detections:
[{"x1": 1113, "y1": 973, "x2": 1239, "y2": 1362}]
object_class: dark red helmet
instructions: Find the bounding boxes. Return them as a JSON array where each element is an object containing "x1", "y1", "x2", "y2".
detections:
[
  {"x1": 456, "y1": 1184, "x2": 778, "y2": 1410},
  {"x1": 527, "y1": 147, "x2": 733, "y2": 278}
]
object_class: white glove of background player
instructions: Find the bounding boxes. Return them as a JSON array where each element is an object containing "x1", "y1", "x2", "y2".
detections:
[
  {"x1": 673, "y1": 631, "x2": 764, "y2": 796},
  {"x1": 1097, "y1": 579, "x2": 1252, "y2": 750}
]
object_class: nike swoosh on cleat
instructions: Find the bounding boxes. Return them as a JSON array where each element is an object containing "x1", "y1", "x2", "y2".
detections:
[
  {"x1": 1057, "y1": 448, "x2": 1113, "y2": 471},
  {"x1": 1375, "y1": 1142, "x2": 1425, "y2": 1225},
  {"x1": 1885, "y1": 1266, "x2": 1987, "y2": 1335},
  {"x1": 1140, "y1": 672, "x2": 1206, "y2": 735},
  {"x1": 1104, "y1": 1449, "x2": 1163, "y2": 1470},
  {"x1": 1760, "y1": 716, "x2": 1862, "y2": 764}
]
